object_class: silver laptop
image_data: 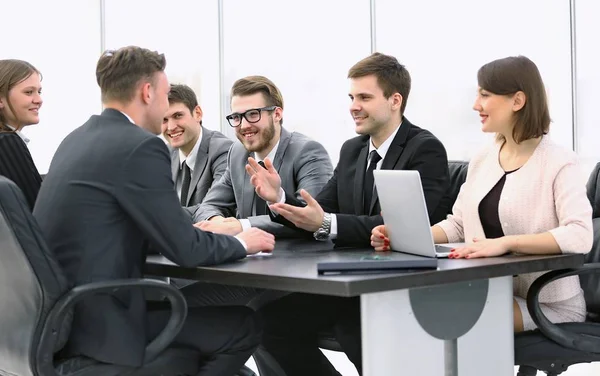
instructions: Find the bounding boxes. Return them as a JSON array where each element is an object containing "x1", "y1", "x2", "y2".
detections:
[{"x1": 374, "y1": 170, "x2": 464, "y2": 258}]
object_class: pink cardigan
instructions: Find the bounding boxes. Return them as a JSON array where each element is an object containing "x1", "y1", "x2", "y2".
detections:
[{"x1": 437, "y1": 136, "x2": 593, "y2": 303}]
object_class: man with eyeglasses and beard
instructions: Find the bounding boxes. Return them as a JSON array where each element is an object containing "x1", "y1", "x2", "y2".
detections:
[{"x1": 184, "y1": 75, "x2": 333, "y2": 307}]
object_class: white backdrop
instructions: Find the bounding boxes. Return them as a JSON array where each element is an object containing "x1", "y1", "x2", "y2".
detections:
[
  {"x1": 0, "y1": 0, "x2": 101, "y2": 173},
  {"x1": 104, "y1": 0, "x2": 222, "y2": 133},
  {"x1": 221, "y1": 0, "x2": 371, "y2": 164},
  {"x1": 574, "y1": 0, "x2": 600, "y2": 172},
  {"x1": 1, "y1": 0, "x2": 597, "y2": 172},
  {"x1": 376, "y1": 0, "x2": 573, "y2": 160}
]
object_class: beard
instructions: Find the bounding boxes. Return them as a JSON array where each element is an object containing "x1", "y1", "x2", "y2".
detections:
[{"x1": 236, "y1": 116, "x2": 276, "y2": 153}]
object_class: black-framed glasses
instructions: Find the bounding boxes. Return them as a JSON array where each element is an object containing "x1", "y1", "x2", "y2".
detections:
[{"x1": 226, "y1": 106, "x2": 277, "y2": 127}]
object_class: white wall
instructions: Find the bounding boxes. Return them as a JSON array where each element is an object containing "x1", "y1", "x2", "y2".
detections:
[
  {"x1": 3, "y1": 0, "x2": 596, "y2": 172},
  {"x1": 0, "y1": 0, "x2": 101, "y2": 173},
  {"x1": 574, "y1": 0, "x2": 600, "y2": 174},
  {"x1": 221, "y1": 0, "x2": 371, "y2": 164},
  {"x1": 104, "y1": 0, "x2": 222, "y2": 133},
  {"x1": 376, "y1": 0, "x2": 573, "y2": 161}
]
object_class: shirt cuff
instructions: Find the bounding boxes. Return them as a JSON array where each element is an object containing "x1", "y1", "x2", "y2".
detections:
[
  {"x1": 268, "y1": 188, "x2": 286, "y2": 215},
  {"x1": 234, "y1": 236, "x2": 248, "y2": 252},
  {"x1": 239, "y1": 218, "x2": 252, "y2": 231},
  {"x1": 329, "y1": 213, "x2": 338, "y2": 240}
]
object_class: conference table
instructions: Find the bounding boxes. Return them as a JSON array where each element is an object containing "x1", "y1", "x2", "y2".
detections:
[{"x1": 145, "y1": 238, "x2": 584, "y2": 376}]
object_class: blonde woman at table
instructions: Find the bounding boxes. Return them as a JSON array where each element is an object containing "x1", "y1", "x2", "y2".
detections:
[{"x1": 371, "y1": 55, "x2": 593, "y2": 332}]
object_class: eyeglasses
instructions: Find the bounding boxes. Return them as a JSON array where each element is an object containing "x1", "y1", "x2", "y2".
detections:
[{"x1": 226, "y1": 106, "x2": 277, "y2": 127}]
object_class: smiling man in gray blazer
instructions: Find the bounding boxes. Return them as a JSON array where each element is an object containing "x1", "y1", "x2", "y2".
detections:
[
  {"x1": 162, "y1": 84, "x2": 233, "y2": 207},
  {"x1": 192, "y1": 75, "x2": 333, "y2": 238}
]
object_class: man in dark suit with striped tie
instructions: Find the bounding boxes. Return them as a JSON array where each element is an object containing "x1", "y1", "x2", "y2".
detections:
[{"x1": 248, "y1": 52, "x2": 451, "y2": 376}]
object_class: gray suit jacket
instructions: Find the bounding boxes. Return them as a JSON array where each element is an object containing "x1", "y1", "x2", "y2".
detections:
[
  {"x1": 170, "y1": 126, "x2": 233, "y2": 207},
  {"x1": 191, "y1": 127, "x2": 333, "y2": 237}
]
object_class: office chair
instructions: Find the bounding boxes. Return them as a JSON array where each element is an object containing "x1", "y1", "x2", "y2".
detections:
[
  {"x1": 0, "y1": 176, "x2": 254, "y2": 376},
  {"x1": 514, "y1": 162, "x2": 600, "y2": 375}
]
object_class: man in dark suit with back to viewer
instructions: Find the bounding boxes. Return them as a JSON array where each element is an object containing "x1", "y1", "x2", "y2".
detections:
[{"x1": 33, "y1": 45, "x2": 275, "y2": 376}]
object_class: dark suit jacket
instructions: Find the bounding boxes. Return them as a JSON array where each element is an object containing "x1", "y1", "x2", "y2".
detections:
[
  {"x1": 191, "y1": 127, "x2": 333, "y2": 237},
  {"x1": 277, "y1": 118, "x2": 450, "y2": 247},
  {"x1": 170, "y1": 126, "x2": 233, "y2": 207},
  {"x1": 33, "y1": 109, "x2": 246, "y2": 367},
  {"x1": 0, "y1": 132, "x2": 42, "y2": 210}
]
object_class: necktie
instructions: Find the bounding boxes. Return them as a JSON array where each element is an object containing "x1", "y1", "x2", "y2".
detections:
[
  {"x1": 254, "y1": 161, "x2": 268, "y2": 215},
  {"x1": 363, "y1": 150, "x2": 382, "y2": 215},
  {"x1": 180, "y1": 162, "x2": 192, "y2": 206}
]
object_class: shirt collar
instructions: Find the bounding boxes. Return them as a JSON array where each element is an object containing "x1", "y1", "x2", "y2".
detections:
[
  {"x1": 254, "y1": 140, "x2": 280, "y2": 164},
  {"x1": 368, "y1": 120, "x2": 403, "y2": 161},
  {"x1": 5, "y1": 124, "x2": 30, "y2": 145},
  {"x1": 179, "y1": 127, "x2": 204, "y2": 170},
  {"x1": 118, "y1": 110, "x2": 135, "y2": 125}
]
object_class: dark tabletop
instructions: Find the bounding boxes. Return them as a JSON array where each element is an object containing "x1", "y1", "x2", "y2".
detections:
[{"x1": 144, "y1": 238, "x2": 585, "y2": 297}]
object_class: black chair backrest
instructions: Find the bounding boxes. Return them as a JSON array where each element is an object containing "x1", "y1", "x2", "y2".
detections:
[
  {"x1": 587, "y1": 162, "x2": 600, "y2": 220},
  {"x1": 0, "y1": 177, "x2": 71, "y2": 376},
  {"x1": 443, "y1": 161, "x2": 469, "y2": 216},
  {"x1": 583, "y1": 163, "x2": 600, "y2": 316}
]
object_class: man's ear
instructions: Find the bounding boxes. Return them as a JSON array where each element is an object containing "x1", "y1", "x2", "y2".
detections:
[
  {"x1": 512, "y1": 91, "x2": 526, "y2": 112},
  {"x1": 391, "y1": 93, "x2": 403, "y2": 112},
  {"x1": 273, "y1": 106, "x2": 283, "y2": 123},
  {"x1": 141, "y1": 82, "x2": 152, "y2": 105},
  {"x1": 193, "y1": 105, "x2": 203, "y2": 122}
]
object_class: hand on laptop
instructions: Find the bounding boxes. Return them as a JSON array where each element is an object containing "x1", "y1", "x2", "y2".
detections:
[
  {"x1": 448, "y1": 237, "x2": 510, "y2": 259},
  {"x1": 246, "y1": 157, "x2": 282, "y2": 203},
  {"x1": 236, "y1": 228, "x2": 276, "y2": 255},
  {"x1": 371, "y1": 225, "x2": 391, "y2": 252}
]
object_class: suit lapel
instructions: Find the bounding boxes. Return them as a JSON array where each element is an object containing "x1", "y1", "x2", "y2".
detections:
[
  {"x1": 187, "y1": 128, "x2": 210, "y2": 205},
  {"x1": 170, "y1": 150, "x2": 180, "y2": 184},
  {"x1": 354, "y1": 142, "x2": 369, "y2": 215},
  {"x1": 272, "y1": 128, "x2": 291, "y2": 172},
  {"x1": 241, "y1": 149, "x2": 254, "y2": 217},
  {"x1": 369, "y1": 119, "x2": 412, "y2": 214}
]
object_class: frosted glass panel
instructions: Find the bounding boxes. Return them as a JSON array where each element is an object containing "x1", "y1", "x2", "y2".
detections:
[
  {"x1": 1, "y1": 0, "x2": 101, "y2": 173},
  {"x1": 104, "y1": 0, "x2": 221, "y2": 132},
  {"x1": 376, "y1": 0, "x2": 573, "y2": 160},
  {"x1": 222, "y1": 0, "x2": 371, "y2": 164},
  {"x1": 575, "y1": 0, "x2": 600, "y2": 170}
]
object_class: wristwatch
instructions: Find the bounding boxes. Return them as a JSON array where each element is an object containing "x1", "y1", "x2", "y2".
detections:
[{"x1": 313, "y1": 213, "x2": 332, "y2": 241}]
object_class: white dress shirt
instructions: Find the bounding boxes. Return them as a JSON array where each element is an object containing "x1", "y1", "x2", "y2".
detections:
[{"x1": 5, "y1": 124, "x2": 30, "y2": 144}]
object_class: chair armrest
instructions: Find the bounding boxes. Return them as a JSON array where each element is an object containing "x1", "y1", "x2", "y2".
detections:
[
  {"x1": 36, "y1": 279, "x2": 187, "y2": 375},
  {"x1": 526, "y1": 263, "x2": 600, "y2": 353}
]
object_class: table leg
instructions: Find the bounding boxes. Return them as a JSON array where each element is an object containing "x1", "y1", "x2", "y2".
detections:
[{"x1": 361, "y1": 276, "x2": 513, "y2": 376}]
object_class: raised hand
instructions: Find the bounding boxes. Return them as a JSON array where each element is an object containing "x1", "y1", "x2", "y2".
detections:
[{"x1": 246, "y1": 157, "x2": 281, "y2": 203}]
